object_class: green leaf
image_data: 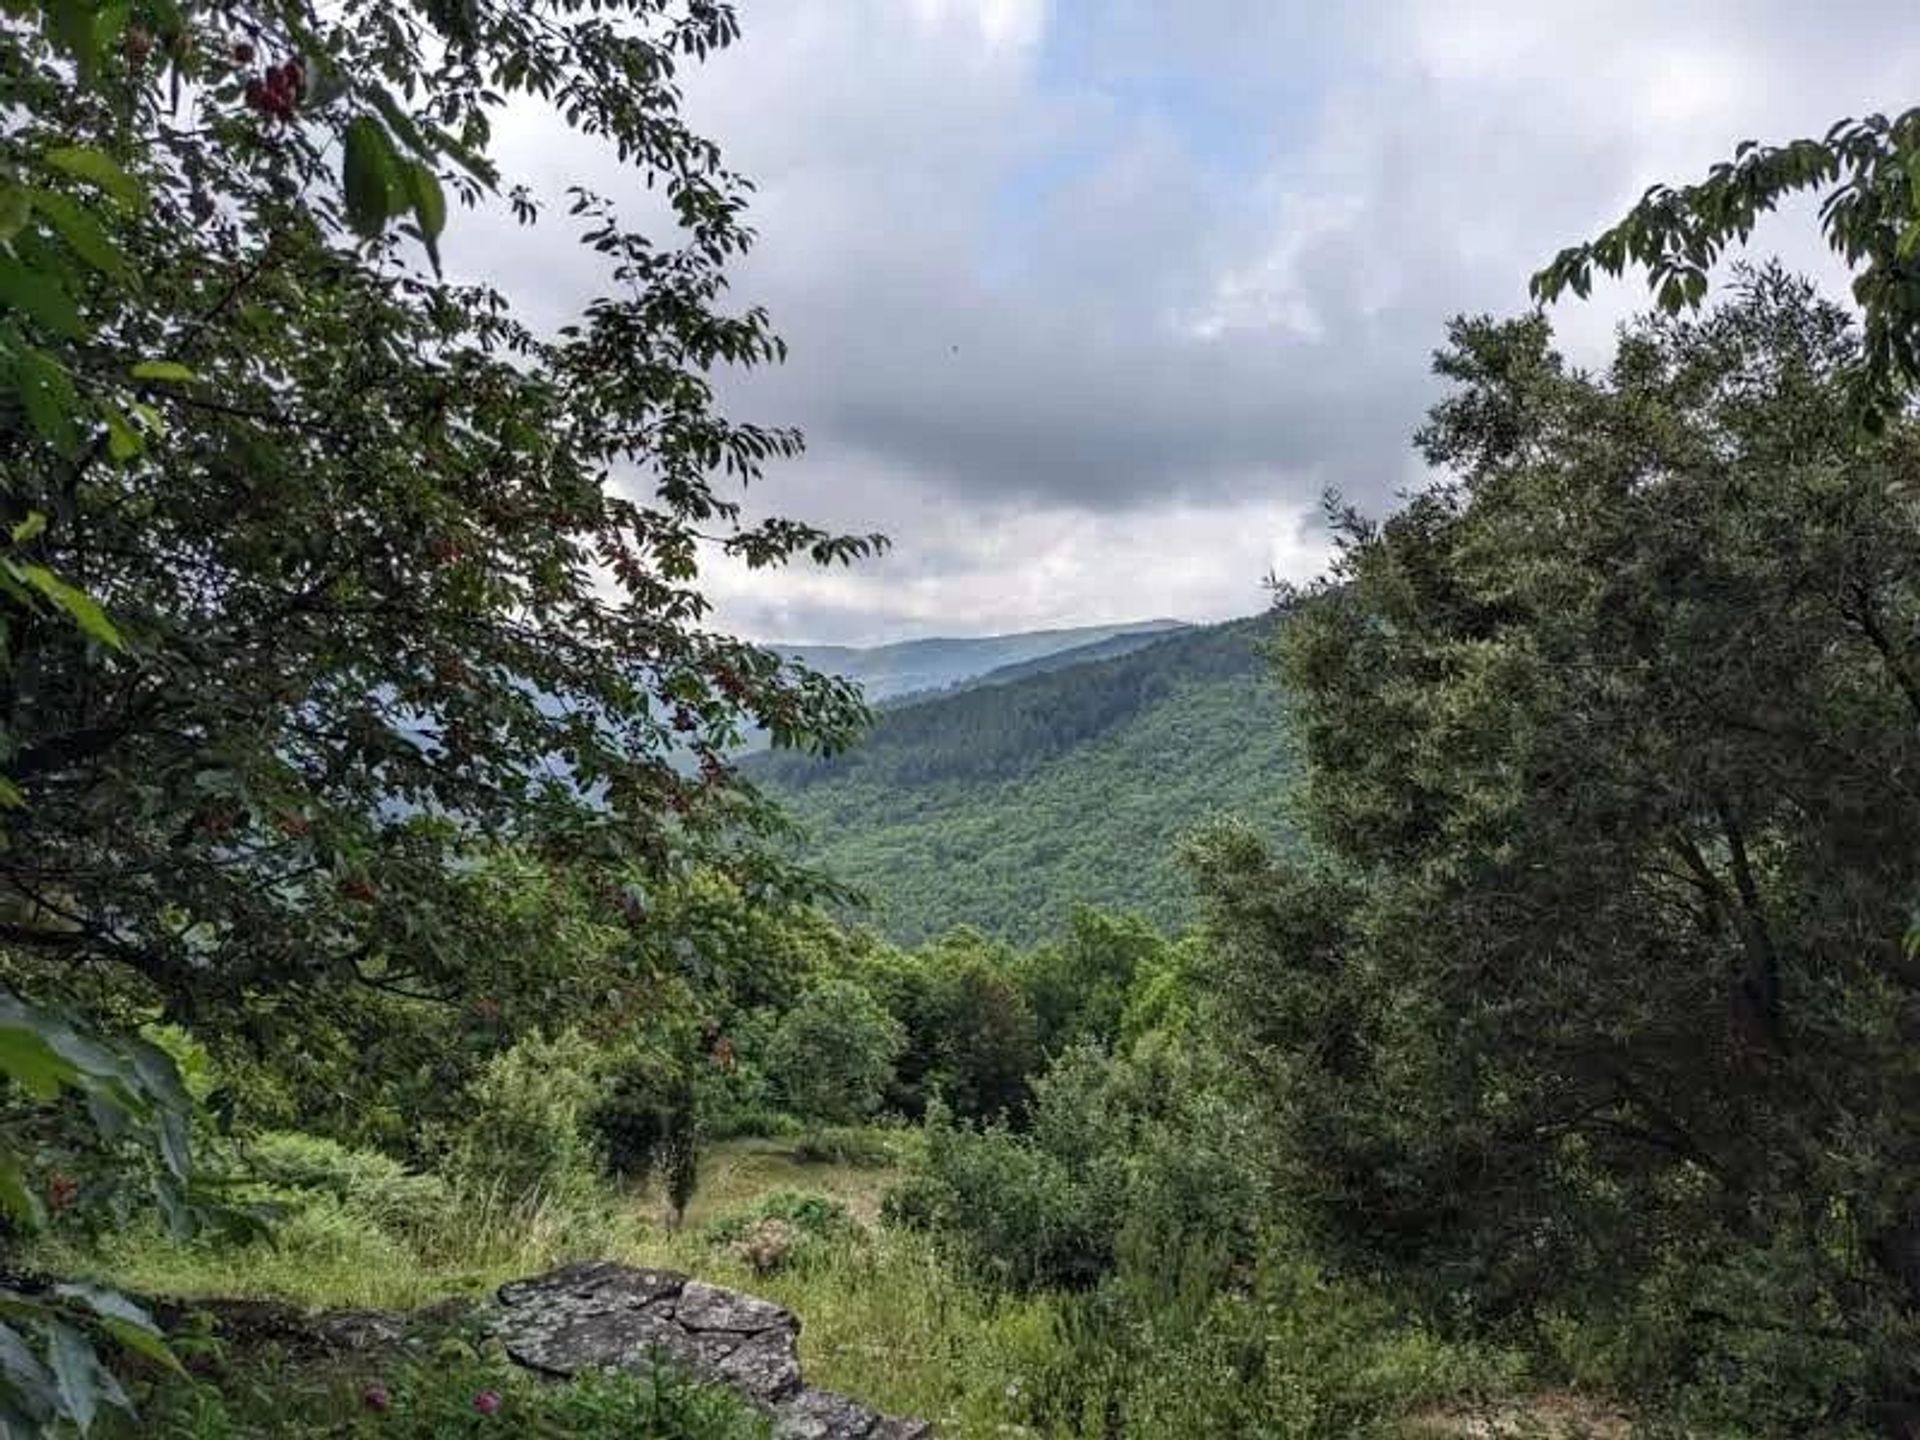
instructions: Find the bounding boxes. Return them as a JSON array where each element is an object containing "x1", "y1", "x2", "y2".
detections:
[
  {"x1": 129, "y1": 360, "x2": 196, "y2": 383},
  {"x1": 42, "y1": 147, "x2": 142, "y2": 209},
  {"x1": 13, "y1": 349, "x2": 81, "y2": 455},
  {"x1": 29, "y1": 190, "x2": 135, "y2": 285},
  {"x1": 0, "y1": 259, "x2": 87, "y2": 340},
  {"x1": 46, "y1": 1320, "x2": 106, "y2": 1433},
  {"x1": 342, "y1": 117, "x2": 405, "y2": 239},
  {"x1": 19, "y1": 565, "x2": 123, "y2": 648},
  {"x1": 399, "y1": 161, "x2": 448, "y2": 273},
  {"x1": 0, "y1": 1153, "x2": 45, "y2": 1230},
  {"x1": 0, "y1": 1319, "x2": 56, "y2": 1424},
  {"x1": 0, "y1": 1023, "x2": 80, "y2": 1098},
  {"x1": 1900, "y1": 217, "x2": 1920, "y2": 261},
  {"x1": 96, "y1": 1316, "x2": 184, "y2": 1376},
  {"x1": 53, "y1": 1286, "x2": 157, "y2": 1337},
  {"x1": 0, "y1": 188, "x2": 29, "y2": 242},
  {"x1": 103, "y1": 406, "x2": 143, "y2": 461},
  {"x1": 0, "y1": 776, "x2": 25, "y2": 810},
  {"x1": 10, "y1": 512, "x2": 46, "y2": 545}
]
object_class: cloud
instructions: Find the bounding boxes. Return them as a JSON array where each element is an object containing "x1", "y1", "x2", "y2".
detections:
[{"x1": 468, "y1": 0, "x2": 1920, "y2": 642}]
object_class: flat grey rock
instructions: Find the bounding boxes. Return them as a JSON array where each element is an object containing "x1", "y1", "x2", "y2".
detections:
[
  {"x1": 774, "y1": 1388, "x2": 881, "y2": 1439},
  {"x1": 674, "y1": 1279, "x2": 795, "y2": 1334}
]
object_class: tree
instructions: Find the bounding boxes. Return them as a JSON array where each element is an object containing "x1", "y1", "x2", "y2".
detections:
[
  {"x1": 1, "y1": 0, "x2": 880, "y2": 1426},
  {"x1": 1533, "y1": 107, "x2": 1920, "y2": 418},
  {"x1": 766, "y1": 980, "x2": 904, "y2": 1127},
  {"x1": 1204, "y1": 270, "x2": 1920, "y2": 1430}
]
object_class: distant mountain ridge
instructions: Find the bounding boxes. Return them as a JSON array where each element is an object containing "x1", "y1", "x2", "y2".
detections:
[
  {"x1": 780, "y1": 619, "x2": 1189, "y2": 704},
  {"x1": 750, "y1": 614, "x2": 1295, "y2": 943}
]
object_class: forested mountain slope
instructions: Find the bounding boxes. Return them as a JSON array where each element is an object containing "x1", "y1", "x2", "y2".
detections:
[
  {"x1": 749, "y1": 616, "x2": 1295, "y2": 942},
  {"x1": 783, "y1": 619, "x2": 1188, "y2": 703}
]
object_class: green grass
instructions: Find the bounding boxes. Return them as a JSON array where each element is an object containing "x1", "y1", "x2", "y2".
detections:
[{"x1": 37, "y1": 1134, "x2": 1064, "y2": 1440}]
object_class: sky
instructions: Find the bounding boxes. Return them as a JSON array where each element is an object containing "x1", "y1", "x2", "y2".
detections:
[{"x1": 468, "y1": 1, "x2": 1920, "y2": 645}]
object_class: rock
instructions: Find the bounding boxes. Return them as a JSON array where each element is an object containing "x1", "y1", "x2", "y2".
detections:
[
  {"x1": 674, "y1": 1279, "x2": 795, "y2": 1334},
  {"x1": 774, "y1": 1388, "x2": 881, "y2": 1439},
  {"x1": 714, "y1": 1324, "x2": 802, "y2": 1402},
  {"x1": 492, "y1": 1262, "x2": 926, "y2": 1432}
]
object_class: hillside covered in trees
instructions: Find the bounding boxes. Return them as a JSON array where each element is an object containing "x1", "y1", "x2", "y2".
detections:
[{"x1": 748, "y1": 617, "x2": 1296, "y2": 942}]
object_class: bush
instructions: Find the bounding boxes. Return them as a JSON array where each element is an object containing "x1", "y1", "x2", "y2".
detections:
[
  {"x1": 885, "y1": 1106, "x2": 1105, "y2": 1291},
  {"x1": 766, "y1": 981, "x2": 905, "y2": 1126},
  {"x1": 590, "y1": 1042, "x2": 700, "y2": 1223},
  {"x1": 246, "y1": 1131, "x2": 452, "y2": 1237},
  {"x1": 1027, "y1": 1241, "x2": 1522, "y2": 1439},
  {"x1": 706, "y1": 1190, "x2": 857, "y2": 1247},
  {"x1": 443, "y1": 1030, "x2": 605, "y2": 1203},
  {"x1": 889, "y1": 1038, "x2": 1266, "y2": 1294}
]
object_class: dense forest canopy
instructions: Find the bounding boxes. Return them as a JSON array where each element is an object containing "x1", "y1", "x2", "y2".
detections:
[{"x1": 749, "y1": 617, "x2": 1298, "y2": 942}]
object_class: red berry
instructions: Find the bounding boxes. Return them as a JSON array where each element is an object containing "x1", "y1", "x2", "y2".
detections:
[
  {"x1": 243, "y1": 78, "x2": 268, "y2": 110},
  {"x1": 232, "y1": 40, "x2": 255, "y2": 64}
]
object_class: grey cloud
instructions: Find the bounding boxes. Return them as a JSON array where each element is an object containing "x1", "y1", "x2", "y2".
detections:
[{"x1": 466, "y1": 0, "x2": 1920, "y2": 641}]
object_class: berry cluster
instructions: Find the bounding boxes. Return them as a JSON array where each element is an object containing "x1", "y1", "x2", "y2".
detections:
[{"x1": 242, "y1": 54, "x2": 304, "y2": 121}]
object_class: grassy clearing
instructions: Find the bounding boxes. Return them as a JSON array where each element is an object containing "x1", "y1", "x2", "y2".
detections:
[{"x1": 36, "y1": 1133, "x2": 1061, "y2": 1439}]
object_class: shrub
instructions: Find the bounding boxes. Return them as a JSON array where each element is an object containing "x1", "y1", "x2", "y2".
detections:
[
  {"x1": 591, "y1": 1044, "x2": 699, "y2": 1192},
  {"x1": 706, "y1": 1190, "x2": 859, "y2": 1276},
  {"x1": 443, "y1": 1030, "x2": 605, "y2": 1203},
  {"x1": 766, "y1": 981, "x2": 905, "y2": 1126},
  {"x1": 891, "y1": 1038, "x2": 1267, "y2": 1294},
  {"x1": 246, "y1": 1131, "x2": 452, "y2": 1237},
  {"x1": 884, "y1": 1106, "x2": 1105, "y2": 1291},
  {"x1": 1027, "y1": 1241, "x2": 1521, "y2": 1439},
  {"x1": 707, "y1": 1190, "x2": 857, "y2": 1247}
]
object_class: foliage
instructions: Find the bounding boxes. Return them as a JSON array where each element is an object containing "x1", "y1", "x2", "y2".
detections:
[
  {"x1": 764, "y1": 981, "x2": 904, "y2": 1127},
  {"x1": 133, "y1": 1351, "x2": 770, "y2": 1439},
  {"x1": 1028, "y1": 1241, "x2": 1520, "y2": 1440},
  {"x1": 1018, "y1": 907, "x2": 1165, "y2": 1057},
  {"x1": 1534, "y1": 107, "x2": 1920, "y2": 418},
  {"x1": 0, "y1": 0, "x2": 887, "y2": 1415},
  {"x1": 704, "y1": 1189, "x2": 857, "y2": 1247},
  {"x1": 887, "y1": 1037, "x2": 1266, "y2": 1295},
  {"x1": 442, "y1": 1030, "x2": 604, "y2": 1204},
  {"x1": 0, "y1": 990, "x2": 194, "y2": 1434},
  {"x1": 1206, "y1": 268, "x2": 1920, "y2": 1430},
  {"x1": 590, "y1": 1040, "x2": 699, "y2": 1209},
  {"x1": 750, "y1": 617, "x2": 1297, "y2": 944},
  {"x1": 243, "y1": 1130, "x2": 449, "y2": 1237},
  {"x1": 858, "y1": 930, "x2": 1036, "y2": 1121}
]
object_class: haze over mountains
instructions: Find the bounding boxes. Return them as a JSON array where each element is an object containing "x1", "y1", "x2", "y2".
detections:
[
  {"x1": 781, "y1": 619, "x2": 1189, "y2": 704},
  {"x1": 752, "y1": 614, "x2": 1295, "y2": 943}
]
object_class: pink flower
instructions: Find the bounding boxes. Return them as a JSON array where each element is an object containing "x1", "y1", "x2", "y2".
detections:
[
  {"x1": 362, "y1": 1383, "x2": 391, "y2": 1413},
  {"x1": 472, "y1": 1390, "x2": 503, "y2": 1416}
]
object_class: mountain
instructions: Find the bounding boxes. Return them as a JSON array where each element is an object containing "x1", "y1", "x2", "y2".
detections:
[
  {"x1": 781, "y1": 619, "x2": 1189, "y2": 704},
  {"x1": 748, "y1": 615, "x2": 1296, "y2": 944}
]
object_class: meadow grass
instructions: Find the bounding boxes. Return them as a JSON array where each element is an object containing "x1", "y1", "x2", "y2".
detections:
[{"x1": 36, "y1": 1135, "x2": 1064, "y2": 1439}]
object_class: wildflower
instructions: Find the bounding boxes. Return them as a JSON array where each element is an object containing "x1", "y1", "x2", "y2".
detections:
[
  {"x1": 473, "y1": 1389, "x2": 502, "y2": 1416},
  {"x1": 362, "y1": 1383, "x2": 391, "y2": 1412}
]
